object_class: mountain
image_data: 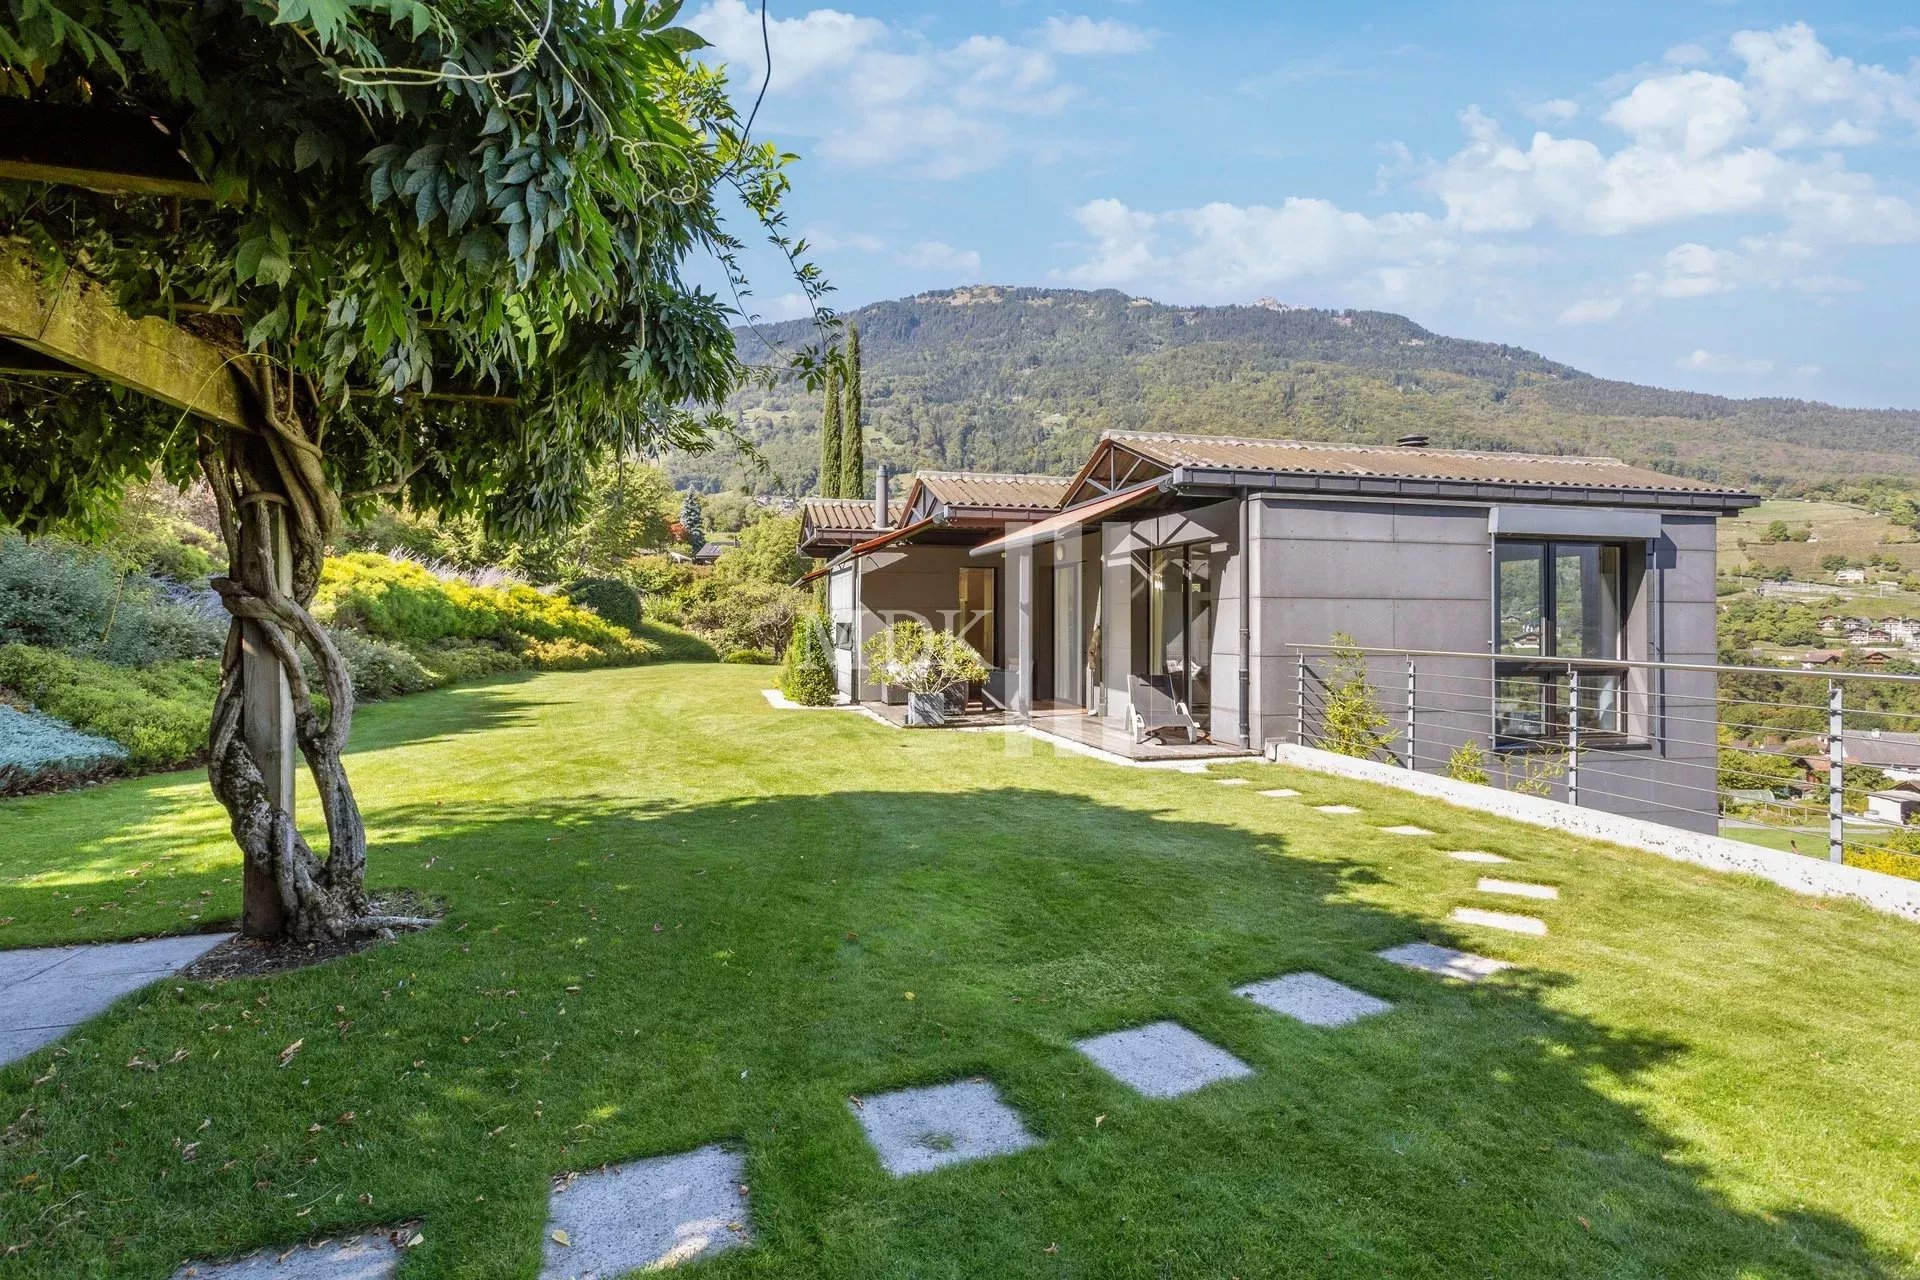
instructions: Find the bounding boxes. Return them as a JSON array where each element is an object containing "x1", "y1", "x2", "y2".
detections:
[{"x1": 673, "y1": 285, "x2": 1920, "y2": 496}]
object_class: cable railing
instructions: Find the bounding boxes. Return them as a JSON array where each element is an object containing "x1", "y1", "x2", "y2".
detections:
[{"x1": 1286, "y1": 642, "x2": 1920, "y2": 870}]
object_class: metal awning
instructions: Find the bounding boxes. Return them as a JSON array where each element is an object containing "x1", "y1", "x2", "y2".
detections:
[
  {"x1": 796, "y1": 515, "x2": 940, "y2": 584},
  {"x1": 968, "y1": 478, "x2": 1168, "y2": 557}
]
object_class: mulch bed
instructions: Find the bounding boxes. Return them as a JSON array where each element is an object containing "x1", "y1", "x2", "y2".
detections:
[{"x1": 179, "y1": 891, "x2": 443, "y2": 980}]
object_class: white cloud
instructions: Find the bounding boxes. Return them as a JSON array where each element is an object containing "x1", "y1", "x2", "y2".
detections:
[
  {"x1": 1041, "y1": 15, "x2": 1154, "y2": 56},
  {"x1": 1557, "y1": 295, "x2": 1625, "y2": 325},
  {"x1": 691, "y1": 0, "x2": 1085, "y2": 179},
  {"x1": 1678, "y1": 348, "x2": 1775, "y2": 374},
  {"x1": 1524, "y1": 97, "x2": 1580, "y2": 124},
  {"x1": 897, "y1": 240, "x2": 983, "y2": 276}
]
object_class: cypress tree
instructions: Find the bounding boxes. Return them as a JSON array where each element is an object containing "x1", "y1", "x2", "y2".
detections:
[
  {"x1": 820, "y1": 364, "x2": 842, "y2": 497},
  {"x1": 839, "y1": 323, "x2": 865, "y2": 499},
  {"x1": 679, "y1": 490, "x2": 704, "y2": 550}
]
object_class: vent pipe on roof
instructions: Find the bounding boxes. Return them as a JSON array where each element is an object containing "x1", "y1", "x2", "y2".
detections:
[
  {"x1": 875, "y1": 463, "x2": 891, "y2": 530},
  {"x1": 1397, "y1": 433, "x2": 1430, "y2": 448}
]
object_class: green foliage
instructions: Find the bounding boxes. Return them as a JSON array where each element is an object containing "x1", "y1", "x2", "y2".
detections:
[
  {"x1": 1446, "y1": 739, "x2": 1490, "y2": 785},
  {"x1": 1718, "y1": 748, "x2": 1801, "y2": 796},
  {"x1": 777, "y1": 613, "x2": 836, "y2": 704},
  {"x1": 839, "y1": 323, "x2": 865, "y2": 499},
  {"x1": 1845, "y1": 843, "x2": 1920, "y2": 882},
  {"x1": 1, "y1": 0, "x2": 833, "y2": 543},
  {"x1": 0, "y1": 534, "x2": 224, "y2": 665},
  {"x1": 711, "y1": 513, "x2": 804, "y2": 586},
  {"x1": 1505, "y1": 749, "x2": 1570, "y2": 798},
  {"x1": 723, "y1": 647, "x2": 774, "y2": 665},
  {"x1": 633, "y1": 618, "x2": 718, "y2": 664},
  {"x1": 0, "y1": 643, "x2": 218, "y2": 769},
  {"x1": 820, "y1": 363, "x2": 843, "y2": 497},
  {"x1": 863, "y1": 619, "x2": 987, "y2": 694},
  {"x1": 1321, "y1": 635, "x2": 1394, "y2": 760},
  {"x1": 678, "y1": 580, "x2": 805, "y2": 657},
  {"x1": 1717, "y1": 598, "x2": 1823, "y2": 648},
  {"x1": 323, "y1": 629, "x2": 437, "y2": 701},
  {"x1": 568, "y1": 577, "x2": 644, "y2": 632}
]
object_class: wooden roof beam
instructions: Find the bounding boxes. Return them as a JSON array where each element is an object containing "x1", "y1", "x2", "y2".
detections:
[
  {"x1": 0, "y1": 250, "x2": 251, "y2": 429},
  {"x1": 0, "y1": 337, "x2": 86, "y2": 378},
  {"x1": 0, "y1": 100, "x2": 217, "y2": 200}
]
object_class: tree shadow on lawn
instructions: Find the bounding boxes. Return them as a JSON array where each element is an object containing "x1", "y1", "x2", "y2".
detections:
[
  {"x1": 0, "y1": 787, "x2": 1903, "y2": 1279},
  {"x1": 0, "y1": 680, "x2": 561, "y2": 943}
]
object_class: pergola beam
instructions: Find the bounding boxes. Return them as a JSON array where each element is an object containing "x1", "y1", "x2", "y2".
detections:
[
  {"x1": 0, "y1": 250, "x2": 251, "y2": 430},
  {"x1": 0, "y1": 337, "x2": 87, "y2": 378},
  {"x1": 0, "y1": 100, "x2": 217, "y2": 200}
]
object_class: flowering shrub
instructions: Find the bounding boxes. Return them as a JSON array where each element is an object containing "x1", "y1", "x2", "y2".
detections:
[{"x1": 862, "y1": 620, "x2": 988, "y2": 695}]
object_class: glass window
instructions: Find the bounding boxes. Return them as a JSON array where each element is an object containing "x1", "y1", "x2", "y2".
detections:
[
  {"x1": 1496, "y1": 542, "x2": 1545, "y2": 656},
  {"x1": 1494, "y1": 539, "x2": 1629, "y2": 743},
  {"x1": 957, "y1": 567, "x2": 997, "y2": 666}
]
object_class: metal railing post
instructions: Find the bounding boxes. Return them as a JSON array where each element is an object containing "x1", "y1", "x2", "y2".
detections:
[
  {"x1": 1405, "y1": 658, "x2": 1418, "y2": 770},
  {"x1": 1566, "y1": 666, "x2": 1581, "y2": 807},
  {"x1": 1828, "y1": 679, "x2": 1845, "y2": 864},
  {"x1": 1295, "y1": 652, "x2": 1308, "y2": 745}
]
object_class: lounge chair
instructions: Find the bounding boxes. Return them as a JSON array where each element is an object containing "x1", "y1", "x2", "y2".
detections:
[{"x1": 1128, "y1": 674, "x2": 1198, "y2": 744}]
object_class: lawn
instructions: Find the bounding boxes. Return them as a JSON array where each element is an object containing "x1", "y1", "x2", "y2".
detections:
[{"x1": 3, "y1": 664, "x2": 1919, "y2": 1278}]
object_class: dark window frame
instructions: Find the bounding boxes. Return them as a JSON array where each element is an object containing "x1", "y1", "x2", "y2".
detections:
[{"x1": 1493, "y1": 538, "x2": 1632, "y2": 747}]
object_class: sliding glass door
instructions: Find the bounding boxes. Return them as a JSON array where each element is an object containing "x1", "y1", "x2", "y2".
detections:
[
  {"x1": 1134, "y1": 546, "x2": 1213, "y2": 715},
  {"x1": 1051, "y1": 562, "x2": 1087, "y2": 709}
]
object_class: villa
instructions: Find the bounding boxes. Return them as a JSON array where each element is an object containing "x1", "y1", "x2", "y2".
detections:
[{"x1": 800, "y1": 431, "x2": 1759, "y2": 832}]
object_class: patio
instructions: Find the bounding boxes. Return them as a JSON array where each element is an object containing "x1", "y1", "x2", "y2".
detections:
[{"x1": 860, "y1": 700, "x2": 1256, "y2": 762}]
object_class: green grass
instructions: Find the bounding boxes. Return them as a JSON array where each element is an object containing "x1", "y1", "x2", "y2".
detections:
[{"x1": 3, "y1": 666, "x2": 1919, "y2": 1278}]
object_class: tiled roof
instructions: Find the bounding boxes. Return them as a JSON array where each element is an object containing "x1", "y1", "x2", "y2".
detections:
[
  {"x1": 1105, "y1": 432, "x2": 1751, "y2": 496},
  {"x1": 1840, "y1": 732, "x2": 1920, "y2": 769},
  {"x1": 802, "y1": 497, "x2": 903, "y2": 532},
  {"x1": 917, "y1": 471, "x2": 1071, "y2": 510}
]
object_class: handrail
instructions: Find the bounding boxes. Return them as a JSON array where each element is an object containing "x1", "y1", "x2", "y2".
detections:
[{"x1": 1284, "y1": 641, "x2": 1920, "y2": 687}]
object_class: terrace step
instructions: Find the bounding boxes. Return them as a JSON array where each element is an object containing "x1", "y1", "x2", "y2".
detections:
[
  {"x1": 170, "y1": 1225, "x2": 418, "y2": 1279},
  {"x1": 850, "y1": 1080, "x2": 1040, "y2": 1178},
  {"x1": 1477, "y1": 878, "x2": 1559, "y2": 901},
  {"x1": 1445, "y1": 850, "x2": 1512, "y2": 864}
]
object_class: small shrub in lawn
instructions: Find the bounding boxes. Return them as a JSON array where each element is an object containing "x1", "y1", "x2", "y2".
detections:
[
  {"x1": 569, "y1": 576, "x2": 644, "y2": 631},
  {"x1": 779, "y1": 614, "x2": 837, "y2": 706},
  {"x1": 723, "y1": 648, "x2": 774, "y2": 665},
  {"x1": 414, "y1": 639, "x2": 527, "y2": 683},
  {"x1": 0, "y1": 643, "x2": 218, "y2": 769},
  {"x1": 0, "y1": 704, "x2": 128, "y2": 794}
]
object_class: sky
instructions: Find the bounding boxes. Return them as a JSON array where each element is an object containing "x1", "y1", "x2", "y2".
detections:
[{"x1": 688, "y1": 1, "x2": 1920, "y2": 409}]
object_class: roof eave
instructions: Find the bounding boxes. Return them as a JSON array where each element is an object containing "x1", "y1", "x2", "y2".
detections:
[{"x1": 1174, "y1": 465, "x2": 1760, "y2": 515}]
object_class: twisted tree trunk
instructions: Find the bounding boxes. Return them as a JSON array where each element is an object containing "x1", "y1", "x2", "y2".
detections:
[{"x1": 197, "y1": 365, "x2": 419, "y2": 942}]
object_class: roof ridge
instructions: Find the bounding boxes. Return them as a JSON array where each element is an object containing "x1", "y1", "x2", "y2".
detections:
[{"x1": 1102, "y1": 429, "x2": 1619, "y2": 466}]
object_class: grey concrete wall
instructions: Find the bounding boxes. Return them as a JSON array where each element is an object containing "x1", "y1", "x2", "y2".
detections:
[
  {"x1": 852, "y1": 544, "x2": 980, "y2": 703},
  {"x1": 1250, "y1": 496, "x2": 1727, "y2": 834}
]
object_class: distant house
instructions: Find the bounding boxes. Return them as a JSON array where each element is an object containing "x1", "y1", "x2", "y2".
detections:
[
  {"x1": 1818, "y1": 615, "x2": 1844, "y2": 634},
  {"x1": 1836, "y1": 730, "x2": 1920, "y2": 784},
  {"x1": 1798, "y1": 649, "x2": 1844, "y2": 668},
  {"x1": 1865, "y1": 786, "x2": 1920, "y2": 826},
  {"x1": 691, "y1": 537, "x2": 737, "y2": 566},
  {"x1": 1847, "y1": 626, "x2": 1892, "y2": 646},
  {"x1": 1860, "y1": 650, "x2": 1899, "y2": 668},
  {"x1": 1834, "y1": 567, "x2": 1868, "y2": 585}
]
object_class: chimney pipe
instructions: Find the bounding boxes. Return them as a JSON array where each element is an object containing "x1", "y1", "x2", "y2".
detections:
[
  {"x1": 1397, "y1": 433, "x2": 1430, "y2": 449},
  {"x1": 875, "y1": 463, "x2": 891, "y2": 529}
]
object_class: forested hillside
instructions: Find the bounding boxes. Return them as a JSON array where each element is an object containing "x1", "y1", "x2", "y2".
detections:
[{"x1": 675, "y1": 286, "x2": 1920, "y2": 495}]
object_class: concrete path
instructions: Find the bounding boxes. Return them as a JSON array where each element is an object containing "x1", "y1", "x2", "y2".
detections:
[{"x1": 0, "y1": 933, "x2": 231, "y2": 1067}]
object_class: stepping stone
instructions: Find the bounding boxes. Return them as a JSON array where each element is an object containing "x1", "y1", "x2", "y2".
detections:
[
  {"x1": 850, "y1": 1080, "x2": 1039, "y2": 1177},
  {"x1": 171, "y1": 1226, "x2": 416, "y2": 1278},
  {"x1": 1377, "y1": 942, "x2": 1512, "y2": 983},
  {"x1": 1450, "y1": 907, "x2": 1548, "y2": 936},
  {"x1": 1314, "y1": 804, "x2": 1362, "y2": 815},
  {"x1": 1235, "y1": 972, "x2": 1392, "y2": 1028},
  {"x1": 1380, "y1": 824, "x2": 1435, "y2": 836},
  {"x1": 1258, "y1": 788, "x2": 1301, "y2": 798},
  {"x1": 1478, "y1": 878, "x2": 1558, "y2": 901},
  {"x1": 1073, "y1": 1020, "x2": 1254, "y2": 1098},
  {"x1": 2, "y1": 933, "x2": 232, "y2": 1068},
  {"x1": 1216, "y1": 777, "x2": 1250, "y2": 786},
  {"x1": 1446, "y1": 850, "x2": 1511, "y2": 864},
  {"x1": 540, "y1": 1144, "x2": 750, "y2": 1277}
]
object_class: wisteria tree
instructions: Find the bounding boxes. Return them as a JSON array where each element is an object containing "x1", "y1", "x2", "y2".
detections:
[{"x1": 0, "y1": 0, "x2": 828, "y2": 941}]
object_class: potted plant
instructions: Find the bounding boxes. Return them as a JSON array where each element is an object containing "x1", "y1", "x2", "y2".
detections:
[{"x1": 863, "y1": 619, "x2": 989, "y2": 726}]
